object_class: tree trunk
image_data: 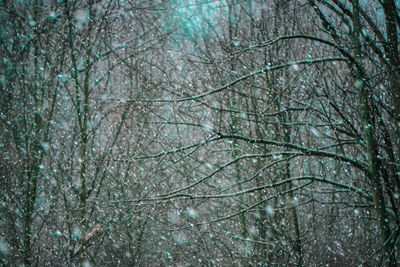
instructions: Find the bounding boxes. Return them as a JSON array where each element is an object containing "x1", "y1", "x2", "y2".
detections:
[{"x1": 352, "y1": 1, "x2": 396, "y2": 265}]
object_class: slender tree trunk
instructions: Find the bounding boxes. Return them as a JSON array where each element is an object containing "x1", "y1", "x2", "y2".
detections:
[
  {"x1": 283, "y1": 111, "x2": 303, "y2": 266},
  {"x1": 351, "y1": 1, "x2": 396, "y2": 265},
  {"x1": 227, "y1": 0, "x2": 248, "y2": 249},
  {"x1": 382, "y1": 0, "x2": 400, "y2": 154},
  {"x1": 22, "y1": 3, "x2": 42, "y2": 261}
]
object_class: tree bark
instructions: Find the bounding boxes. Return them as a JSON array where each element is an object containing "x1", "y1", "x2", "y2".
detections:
[{"x1": 351, "y1": 1, "x2": 396, "y2": 265}]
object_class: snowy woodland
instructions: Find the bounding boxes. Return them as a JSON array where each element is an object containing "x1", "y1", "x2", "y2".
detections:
[{"x1": 0, "y1": 0, "x2": 399, "y2": 266}]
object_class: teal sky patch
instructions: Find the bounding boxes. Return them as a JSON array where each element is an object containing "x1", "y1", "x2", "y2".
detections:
[{"x1": 159, "y1": 0, "x2": 223, "y2": 43}]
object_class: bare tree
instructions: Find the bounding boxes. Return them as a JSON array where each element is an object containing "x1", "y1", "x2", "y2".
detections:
[{"x1": 1, "y1": 0, "x2": 398, "y2": 265}]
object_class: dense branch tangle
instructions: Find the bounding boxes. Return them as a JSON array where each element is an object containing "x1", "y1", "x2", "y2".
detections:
[{"x1": 1, "y1": 0, "x2": 399, "y2": 266}]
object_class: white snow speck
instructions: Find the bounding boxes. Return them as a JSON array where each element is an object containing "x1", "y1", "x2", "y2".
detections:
[
  {"x1": 49, "y1": 11, "x2": 57, "y2": 19},
  {"x1": 310, "y1": 127, "x2": 319, "y2": 137},
  {"x1": 73, "y1": 227, "x2": 82, "y2": 239},
  {"x1": 265, "y1": 206, "x2": 275, "y2": 216},
  {"x1": 28, "y1": 19, "x2": 36, "y2": 27},
  {"x1": 0, "y1": 238, "x2": 9, "y2": 254},
  {"x1": 174, "y1": 232, "x2": 187, "y2": 244},
  {"x1": 41, "y1": 142, "x2": 50, "y2": 152},
  {"x1": 291, "y1": 63, "x2": 299, "y2": 71},
  {"x1": 293, "y1": 197, "x2": 299, "y2": 206},
  {"x1": 202, "y1": 124, "x2": 213, "y2": 132},
  {"x1": 55, "y1": 230, "x2": 63, "y2": 237},
  {"x1": 186, "y1": 207, "x2": 197, "y2": 218},
  {"x1": 82, "y1": 260, "x2": 92, "y2": 267}
]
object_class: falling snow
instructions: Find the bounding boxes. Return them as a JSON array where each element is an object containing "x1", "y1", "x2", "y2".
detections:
[{"x1": 1, "y1": 0, "x2": 398, "y2": 266}]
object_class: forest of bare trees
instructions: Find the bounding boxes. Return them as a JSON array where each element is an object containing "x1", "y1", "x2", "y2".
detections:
[{"x1": 0, "y1": 0, "x2": 399, "y2": 266}]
